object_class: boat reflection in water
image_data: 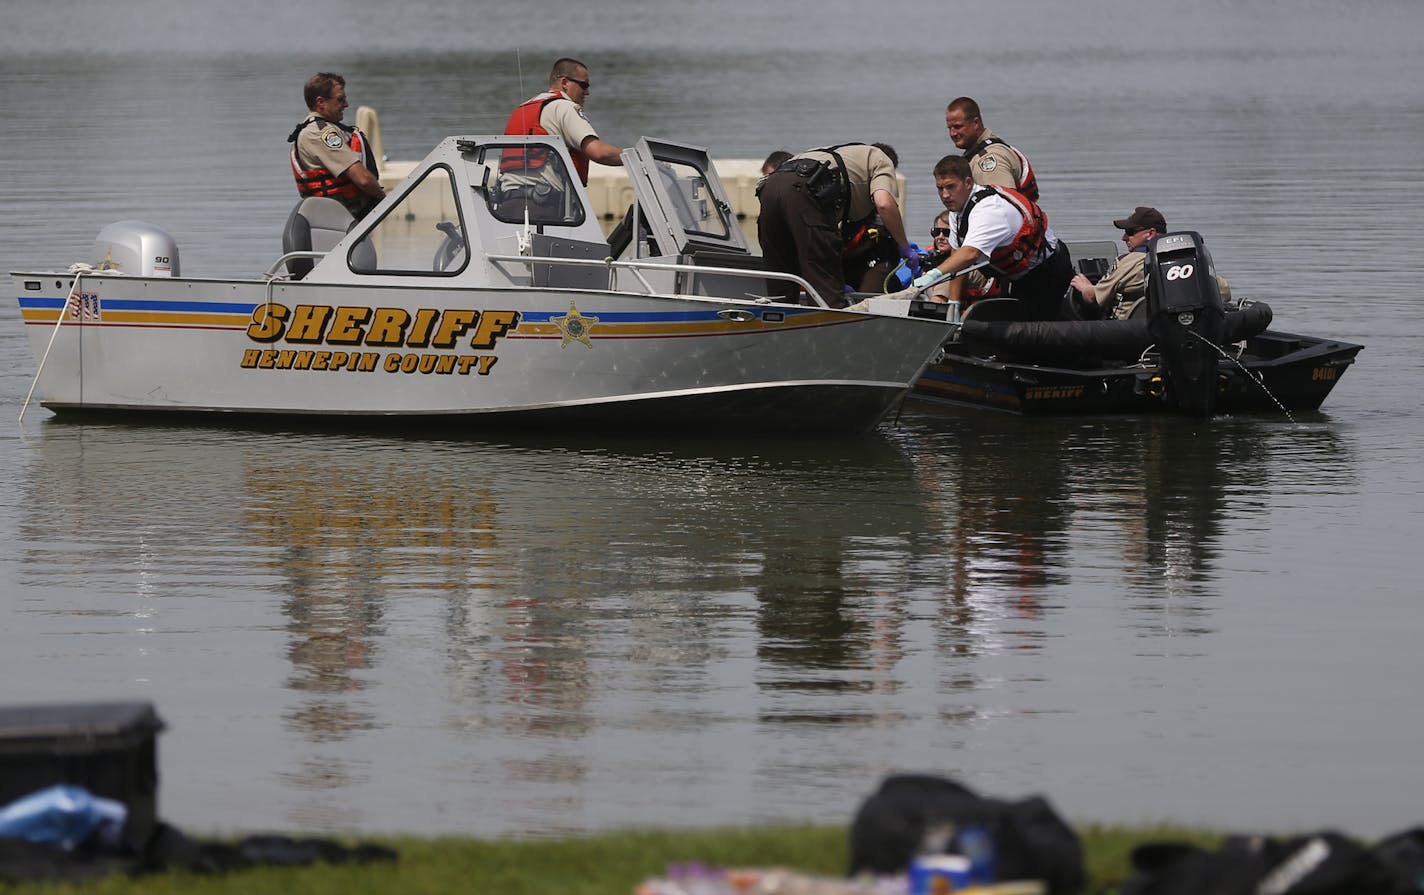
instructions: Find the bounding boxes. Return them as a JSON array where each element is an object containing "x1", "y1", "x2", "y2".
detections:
[
  {"x1": 894, "y1": 404, "x2": 1355, "y2": 636},
  {"x1": 14, "y1": 413, "x2": 1355, "y2": 835}
]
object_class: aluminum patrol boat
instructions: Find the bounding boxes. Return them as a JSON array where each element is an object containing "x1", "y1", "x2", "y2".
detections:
[{"x1": 12, "y1": 137, "x2": 952, "y2": 433}]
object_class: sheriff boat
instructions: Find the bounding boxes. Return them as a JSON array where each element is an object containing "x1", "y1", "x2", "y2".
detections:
[{"x1": 12, "y1": 136, "x2": 951, "y2": 433}]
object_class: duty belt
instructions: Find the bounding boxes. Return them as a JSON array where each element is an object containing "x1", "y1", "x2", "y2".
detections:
[
  {"x1": 768, "y1": 157, "x2": 848, "y2": 221},
  {"x1": 776, "y1": 158, "x2": 829, "y2": 179}
]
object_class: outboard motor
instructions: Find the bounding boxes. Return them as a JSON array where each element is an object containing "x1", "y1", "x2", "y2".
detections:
[
  {"x1": 92, "y1": 220, "x2": 180, "y2": 277},
  {"x1": 1146, "y1": 231, "x2": 1224, "y2": 416}
]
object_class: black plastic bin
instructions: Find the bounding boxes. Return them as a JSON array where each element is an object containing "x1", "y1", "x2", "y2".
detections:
[{"x1": 0, "y1": 701, "x2": 165, "y2": 851}]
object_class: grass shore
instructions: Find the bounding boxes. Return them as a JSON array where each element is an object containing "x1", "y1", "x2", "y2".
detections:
[{"x1": 0, "y1": 824, "x2": 1228, "y2": 894}]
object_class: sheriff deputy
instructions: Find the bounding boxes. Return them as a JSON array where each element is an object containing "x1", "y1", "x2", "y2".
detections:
[{"x1": 287, "y1": 72, "x2": 385, "y2": 220}]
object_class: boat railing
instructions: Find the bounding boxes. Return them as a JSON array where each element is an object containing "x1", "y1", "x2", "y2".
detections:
[
  {"x1": 264, "y1": 251, "x2": 328, "y2": 280},
  {"x1": 261, "y1": 248, "x2": 830, "y2": 308},
  {"x1": 483, "y1": 252, "x2": 830, "y2": 307}
]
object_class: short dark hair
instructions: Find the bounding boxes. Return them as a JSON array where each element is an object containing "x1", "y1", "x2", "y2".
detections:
[
  {"x1": 933, "y1": 154, "x2": 972, "y2": 180},
  {"x1": 304, "y1": 72, "x2": 345, "y2": 110},
  {"x1": 872, "y1": 142, "x2": 898, "y2": 168},
  {"x1": 549, "y1": 57, "x2": 588, "y2": 86},
  {"x1": 946, "y1": 96, "x2": 982, "y2": 121},
  {"x1": 761, "y1": 150, "x2": 792, "y2": 174}
]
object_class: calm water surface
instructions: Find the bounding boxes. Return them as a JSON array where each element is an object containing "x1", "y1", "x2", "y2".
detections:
[{"x1": 2, "y1": 0, "x2": 1423, "y2": 841}]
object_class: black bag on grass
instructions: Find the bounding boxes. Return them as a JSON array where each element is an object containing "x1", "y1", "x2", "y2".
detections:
[
  {"x1": 847, "y1": 774, "x2": 1084, "y2": 894},
  {"x1": 1119, "y1": 830, "x2": 1397, "y2": 895},
  {"x1": 1371, "y1": 826, "x2": 1424, "y2": 891}
]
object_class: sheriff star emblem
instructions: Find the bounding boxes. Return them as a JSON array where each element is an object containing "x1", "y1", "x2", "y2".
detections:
[{"x1": 552, "y1": 301, "x2": 599, "y2": 348}]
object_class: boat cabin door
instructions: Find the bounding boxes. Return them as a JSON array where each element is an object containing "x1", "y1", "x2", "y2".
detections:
[{"x1": 620, "y1": 138, "x2": 751, "y2": 262}]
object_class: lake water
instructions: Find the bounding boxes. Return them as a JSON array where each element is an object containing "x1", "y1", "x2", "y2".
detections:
[{"x1": 2, "y1": 0, "x2": 1423, "y2": 842}]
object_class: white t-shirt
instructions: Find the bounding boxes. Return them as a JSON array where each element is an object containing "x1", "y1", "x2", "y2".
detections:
[{"x1": 950, "y1": 189, "x2": 1058, "y2": 276}]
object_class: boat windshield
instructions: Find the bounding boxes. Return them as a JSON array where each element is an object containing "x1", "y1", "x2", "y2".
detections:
[
  {"x1": 348, "y1": 165, "x2": 467, "y2": 276},
  {"x1": 652, "y1": 159, "x2": 729, "y2": 240},
  {"x1": 480, "y1": 143, "x2": 587, "y2": 228}
]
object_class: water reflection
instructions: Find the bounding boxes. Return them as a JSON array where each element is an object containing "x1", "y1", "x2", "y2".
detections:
[
  {"x1": 14, "y1": 412, "x2": 1357, "y2": 834},
  {"x1": 892, "y1": 407, "x2": 1353, "y2": 637}
]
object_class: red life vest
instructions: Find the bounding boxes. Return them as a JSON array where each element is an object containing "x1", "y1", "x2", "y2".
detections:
[
  {"x1": 287, "y1": 118, "x2": 376, "y2": 203},
  {"x1": 966, "y1": 136, "x2": 1039, "y2": 201},
  {"x1": 956, "y1": 186, "x2": 1051, "y2": 279},
  {"x1": 502, "y1": 94, "x2": 591, "y2": 185}
]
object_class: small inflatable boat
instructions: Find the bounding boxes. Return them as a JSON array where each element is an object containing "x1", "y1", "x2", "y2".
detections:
[{"x1": 911, "y1": 232, "x2": 1363, "y2": 417}]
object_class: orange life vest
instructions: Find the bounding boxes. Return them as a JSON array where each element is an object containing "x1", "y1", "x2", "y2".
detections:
[
  {"x1": 956, "y1": 186, "x2": 1051, "y2": 279},
  {"x1": 502, "y1": 94, "x2": 591, "y2": 185},
  {"x1": 966, "y1": 136, "x2": 1039, "y2": 201},
  {"x1": 287, "y1": 117, "x2": 377, "y2": 202}
]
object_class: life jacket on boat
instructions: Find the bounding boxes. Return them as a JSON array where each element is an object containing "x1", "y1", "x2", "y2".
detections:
[
  {"x1": 956, "y1": 186, "x2": 1051, "y2": 280},
  {"x1": 964, "y1": 136, "x2": 1038, "y2": 201},
  {"x1": 286, "y1": 117, "x2": 378, "y2": 202},
  {"x1": 503, "y1": 94, "x2": 591, "y2": 185}
]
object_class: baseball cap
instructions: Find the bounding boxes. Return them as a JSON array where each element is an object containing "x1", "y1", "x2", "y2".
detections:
[{"x1": 1112, "y1": 207, "x2": 1167, "y2": 233}]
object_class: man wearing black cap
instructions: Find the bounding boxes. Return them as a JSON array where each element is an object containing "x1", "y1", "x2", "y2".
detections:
[
  {"x1": 1069, "y1": 206, "x2": 1163, "y2": 317},
  {"x1": 1071, "y1": 207, "x2": 1233, "y2": 317}
]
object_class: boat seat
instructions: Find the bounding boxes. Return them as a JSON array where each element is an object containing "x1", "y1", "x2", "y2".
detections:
[
  {"x1": 282, "y1": 197, "x2": 355, "y2": 280},
  {"x1": 679, "y1": 247, "x2": 765, "y2": 297}
]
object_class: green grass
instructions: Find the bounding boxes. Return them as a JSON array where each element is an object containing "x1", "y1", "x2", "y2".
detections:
[{"x1": 0, "y1": 824, "x2": 1226, "y2": 895}]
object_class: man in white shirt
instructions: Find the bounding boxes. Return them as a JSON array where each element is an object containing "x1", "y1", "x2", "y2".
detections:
[{"x1": 912, "y1": 155, "x2": 1072, "y2": 321}]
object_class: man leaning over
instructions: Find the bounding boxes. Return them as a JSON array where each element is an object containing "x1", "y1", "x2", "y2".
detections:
[
  {"x1": 757, "y1": 142, "x2": 917, "y2": 308},
  {"x1": 912, "y1": 155, "x2": 1071, "y2": 321}
]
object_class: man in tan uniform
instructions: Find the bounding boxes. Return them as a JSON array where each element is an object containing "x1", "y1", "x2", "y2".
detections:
[
  {"x1": 756, "y1": 143, "x2": 916, "y2": 307},
  {"x1": 1070, "y1": 206, "x2": 1232, "y2": 318},
  {"x1": 287, "y1": 72, "x2": 385, "y2": 219},
  {"x1": 944, "y1": 96, "x2": 1039, "y2": 200},
  {"x1": 504, "y1": 57, "x2": 623, "y2": 188}
]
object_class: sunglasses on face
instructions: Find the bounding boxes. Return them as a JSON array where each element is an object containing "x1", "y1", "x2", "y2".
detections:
[
  {"x1": 931, "y1": 227, "x2": 952, "y2": 237},
  {"x1": 564, "y1": 77, "x2": 590, "y2": 90}
]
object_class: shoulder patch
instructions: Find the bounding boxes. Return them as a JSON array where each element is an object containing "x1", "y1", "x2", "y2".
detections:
[
  {"x1": 322, "y1": 128, "x2": 344, "y2": 149},
  {"x1": 978, "y1": 157, "x2": 997, "y2": 172},
  {"x1": 576, "y1": 107, "x2": 589, "y2": 121}
]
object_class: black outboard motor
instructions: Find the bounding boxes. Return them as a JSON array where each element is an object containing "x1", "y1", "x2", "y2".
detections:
[{"x1": 1146, "y1": 231, "x2": 1225, "y2": 417}]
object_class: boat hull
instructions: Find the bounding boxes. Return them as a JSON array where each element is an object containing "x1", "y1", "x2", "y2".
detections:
[
  {"x1": 912, "y1": 329, "x2": 1363, "y2": 416},
  {"x1": 14, "y1": 273, "x2": 946, "y2": 433}
]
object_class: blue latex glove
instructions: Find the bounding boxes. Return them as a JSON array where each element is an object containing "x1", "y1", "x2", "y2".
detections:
[
  {"x1": 912, "y1": 267, "x2": 947, "y2": 290},
  {"x1": 900, "y1": 243, "x2": 923, "y2": 280}
]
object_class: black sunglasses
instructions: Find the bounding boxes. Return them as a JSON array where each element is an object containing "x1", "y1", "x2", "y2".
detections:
[
  {"x1": 930, "y1": 227, "x2": 952, "y2": 237},
  {"x1": 564, "y1": 77, "x2": 590, "y2": 90}
]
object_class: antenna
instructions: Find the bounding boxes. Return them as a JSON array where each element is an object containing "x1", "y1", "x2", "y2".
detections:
[{"x1": 516, "y1": 48, "x2": 525, "y2": 100}]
